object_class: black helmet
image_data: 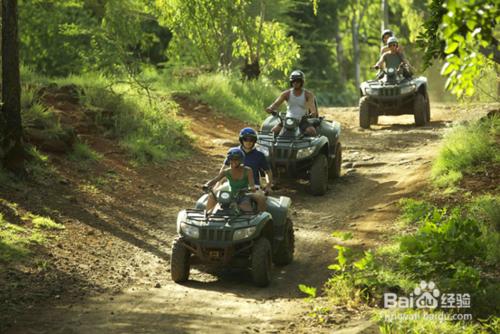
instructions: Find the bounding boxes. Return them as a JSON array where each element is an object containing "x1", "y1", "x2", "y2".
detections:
[
  {"x1": 239, "y1": 127, "x2": 258, "y2": 145},
  {"x1": 227, "y1": 147, "x2": 246, "y2": 162},
  {"x1": 381, "y1": 29, "x2": 393, "y2": 41},
  {"x1": 289, "y1": 70, "x2": 305, "y2": 85}
]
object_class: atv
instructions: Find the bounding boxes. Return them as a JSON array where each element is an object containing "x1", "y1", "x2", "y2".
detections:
[
  {"x1": 256, "y1": 111, "x2": 342, "y2": 196},
  {"x1": 171, "y1": 186, "x2": 294, "y2": 287},
  {"x1": 359, "y1": 66, "x2": 430, "y2": 128}
]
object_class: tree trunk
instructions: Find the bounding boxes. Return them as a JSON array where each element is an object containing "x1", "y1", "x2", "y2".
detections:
[
  {"x1": 381, "y1": 0, "x2": 389, "y2": 32},
  {"x1": 334, "y1": 18, "x2": 346, "y2": 84},
  {"x1": 352, "y1": 17, "x2": 360, "y2": 90},
  {"x1": 1, "y1": 0, "x2": 24, "y2": 174}
]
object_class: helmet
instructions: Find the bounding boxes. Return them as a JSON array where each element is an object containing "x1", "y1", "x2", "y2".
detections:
[
  {"x1": 227, "y1": 147, "x2": 246, "y2": 162},
  {"x1": 239, "y1": 127, "x2": 258, "y2": 144},
  {"x1": 387, "y1": 36, "x2": 398, "y2": 46},
  {"x1": 289, "y1": 70, "x2": 305, "y2": 85},
  {"x1": 381, "y1": 29, "x2": 393, "y2": 41}
]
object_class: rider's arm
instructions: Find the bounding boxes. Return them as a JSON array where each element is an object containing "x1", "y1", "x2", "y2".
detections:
[
  {"x1": 305, "y1": 91, "x2": 318, "y2": 117},
  {"x1": 264, "y1": 169, "x2": 273, "y2": 192},
  {"x1": 266, "y1": 91, "x2": 289, "y2": 113},
  {"x1": 205, "y1": 170, "x2": 225, "y2": 188},
  {"x1": 247, "y1": 167, "x2": 256, "y2": 192},
  {"x1": 374, "y1": 54, "x2": 384, "y2": 69}
]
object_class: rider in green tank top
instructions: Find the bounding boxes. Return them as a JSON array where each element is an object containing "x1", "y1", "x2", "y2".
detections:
[
  {"x1": 225, "y1": 168, "x2": 249, "y2": 196},
  {"x1": 204, "y1": 148, "x2": 257, "y2": 213}
]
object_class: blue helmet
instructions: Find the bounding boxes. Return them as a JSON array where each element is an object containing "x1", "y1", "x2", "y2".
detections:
[
  {"x1": 227, "y1": 147, "x2": 246, "y2": 161},
  {"x1": 239, "y1": 127, "x2": 258, "y2": 144}
]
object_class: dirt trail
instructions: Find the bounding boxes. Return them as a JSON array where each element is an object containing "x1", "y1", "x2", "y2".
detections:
[{"x1": 5, "y1": 104, "x2": 485, "y2": 334}]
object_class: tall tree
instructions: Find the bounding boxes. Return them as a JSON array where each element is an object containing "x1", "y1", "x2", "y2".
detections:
[{"x1": 1, "y1": 0, "x2": 24, "y2": 174}]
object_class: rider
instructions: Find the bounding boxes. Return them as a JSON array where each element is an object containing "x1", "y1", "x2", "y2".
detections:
[
  {"x1": 265, "y1": 70, "x2": 318, "y2": 136},
  {"x1": 220, "y1": 128, "x2": 272, "y2": 212},
  {"x1": 204, "y1": 147, "x2": 256, "y2": 213},
  {"x1": 379, "y1": 29, "x2": 404, "y2": 55},
  {"x1": 373, "y1": 37, "x2": 411, "y2": 77}
]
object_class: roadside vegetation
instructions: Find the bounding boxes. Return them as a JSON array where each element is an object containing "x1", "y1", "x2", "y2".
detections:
[{"x1": 301, "y1": 115, "x2": 500, "y2": 333}]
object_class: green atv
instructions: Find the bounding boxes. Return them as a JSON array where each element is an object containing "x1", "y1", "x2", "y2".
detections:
[
  {"x1": 257, "y1": 110, "x2": 342, "y2": 196},
  {"x1": 359, "y1": 67, "x2": 430, "y2": 128},
  {"x1": 171, "y1": 186, "x2": 294, "y2": 287}
]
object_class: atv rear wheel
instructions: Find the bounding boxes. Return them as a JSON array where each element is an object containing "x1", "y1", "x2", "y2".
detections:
[
  {"x1": 359, "y1": 97, "x2": 370, "y2": 129},
  {"x1": 413, "y1": 93, "x2": 428, "y2": 126},
  {"x1": 251, "y1": 238, "x2": 272, "y2": 287},
  {"x1": 170, "y1": 238, "x2": 191, "y2": 283},
  {"x1": 329, "y1": 142, "x2": 342, "y2": 180},
  {"x1": 273, "y1": 219, "x2": 295, "y2": 266},
  {"x1": 310, "y1": 154, "x2": 328, "y2": 195}
]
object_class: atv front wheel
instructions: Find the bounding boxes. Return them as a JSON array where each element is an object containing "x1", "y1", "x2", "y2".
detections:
[
  {"x1": 252, "y1": 238, "x2": 272, "y2": 287},
  {"x1": 359, "y1": 97, "x2": 370, "y2": 129},
  {"x1": 273, "y1": 219, "x2": 295, "y2": 266},
  {"x1": 310, "y1": 154, "x2": 328, "y2": 195},
  {"x1": 170, "y1": 238, "x2": 191, "y2": 283},
  {"x1": 413, "y1": 93, "x2": 428, "y2": 126},
  {"x1": 329, "y1": 142, "x2": 342, "y2": 180},
  {"x1": 370, "y1": 114, "x2": 379, "y2": 125}
]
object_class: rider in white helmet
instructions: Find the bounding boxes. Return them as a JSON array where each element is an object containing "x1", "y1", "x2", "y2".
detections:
[{"x1": 265, "y1": 70, "x2": 318, "y2": 136}]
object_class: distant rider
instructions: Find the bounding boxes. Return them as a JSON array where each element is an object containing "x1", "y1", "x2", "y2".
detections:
[
  {"x1": 374, "y1": 37, "x2": 411, "y2": 77},
  {"x1": 265, "y1": 70, "x2": 318, "y2": 136}
]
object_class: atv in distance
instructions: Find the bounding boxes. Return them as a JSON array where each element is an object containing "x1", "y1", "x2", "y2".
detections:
[
  {"x1": 257, "y1": 111, "x2": 342, "y2": 196},
  {"x1": 359, "y1": 66, "x2": 430, "y2": 129},
  {"x1": 171, "y1": 186, "x2": 294, "y2": 287}
]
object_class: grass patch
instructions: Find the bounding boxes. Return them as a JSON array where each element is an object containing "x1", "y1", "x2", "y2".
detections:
[
  {"x1": 32, "y1": 216, "x2": 65, "y2": 230},
  {"x1": 432, "y1": 115, "x2": 500, "y2": 188},
  {"x1": 166, "y1": 72, "x2": 280, "y2": 124},
  {"x1": 68, "y1": 142, "x2": 102, "y2": 162}
]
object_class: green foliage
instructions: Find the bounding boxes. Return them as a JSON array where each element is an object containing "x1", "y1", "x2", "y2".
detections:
[
  {"x1": 331, "y1": 230, "x2": 353, "y2": 241},
  {"x1": 19, "y1": 0, "x2": 170, "y2": 77},
  {"x1": 31, "y1": 216, "x2": 65, "y2": 230},
  {"x1": 398, "y1": 198, "x2": 436, "y2": 226},
  {"x1": 56, "y1": 73, "x2": 191, "y2": 163},
  {"x1": 157, "y1": 0, "x2": 298, "y2": 77},
  {"x1": 298, "y1": 284, "x2": 317, "y2": 298},
  {"x1": 169, "y1": 72, "x2": 279, "y2": 124},
  {"x1": 68, "y1": 142, "x2": 102, "y2": 162},
  {"x1": 0, "y1": 209, "x2": 62, "y2": 263},
  {"x1": 432, "y1": 116, "x2": 500, "y2": 188},
  {"x1": 418, "y1": 0, "x2": 500, "y2": 98}
]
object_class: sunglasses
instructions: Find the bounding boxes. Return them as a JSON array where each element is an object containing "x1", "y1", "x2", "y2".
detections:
[
  {"x1": 389, "y1": 43, "x2": 398, "y2": 47},
  {"x1": 242, "y1": 137, "x2": 256, "y2": 142}
]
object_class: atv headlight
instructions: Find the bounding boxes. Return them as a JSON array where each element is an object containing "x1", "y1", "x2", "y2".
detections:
[
  {"x1": 365, "y1": 87, "x2": 379, "y2": 96},
  {"x1": 401, "y1": 84, "x2": 416, "y2": 94},
  {"x1": 180, "y1": 222, "x2": 199, "y2": 239},
  {"x1": 256, "y1": 144, "x2": 269, "y2": 156},
  {"x1": 296, "y1": 146, "x2": 315, "y2": 159},
  {"x1": 233, "y1": 226, "x2": 257, "y2": 241}
]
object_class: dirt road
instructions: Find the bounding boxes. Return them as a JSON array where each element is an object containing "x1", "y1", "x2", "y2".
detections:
[{"x1": 5, "y1": 105, "x2": 482, "y2": 334}]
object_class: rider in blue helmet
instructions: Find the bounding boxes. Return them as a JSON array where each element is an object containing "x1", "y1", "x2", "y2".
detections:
[
  {"x1": 204, "y1": 147, "x2": 256, "y2": 213},
  {"x1": 217, "y1": 127, "x2": 273, "y2": 212}
]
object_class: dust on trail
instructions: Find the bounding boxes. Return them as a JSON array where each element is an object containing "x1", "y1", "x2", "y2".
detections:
[{"x1": 6, "y1": 105, "x2": 483, "y2": 334}]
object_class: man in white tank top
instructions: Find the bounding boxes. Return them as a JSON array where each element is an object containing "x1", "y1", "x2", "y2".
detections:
[{"x1": 265, "y1": 70, "x2": 318, "y2": 136}]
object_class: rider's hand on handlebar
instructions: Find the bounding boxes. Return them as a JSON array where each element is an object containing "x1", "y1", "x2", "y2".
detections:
[
  {"x1": 372, "y1": 65, "x2": 380, "y2": 70},
  {"x1": 266, "y1": 107, "x2": 278, "y2": 116}
]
